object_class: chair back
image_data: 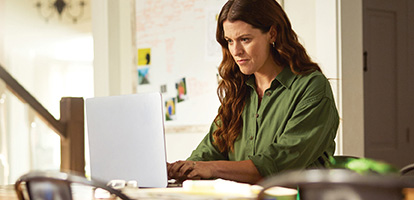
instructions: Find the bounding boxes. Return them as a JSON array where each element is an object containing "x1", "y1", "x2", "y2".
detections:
[
  {"x1": 15, "y1": 171, "x2": 132, "y2": 200},
  {"x1": 257, "y1": 169, "x2": 412, "y2": 200},
  {"x1": 400, "y1": 164, "x2": 414, "y2": 176}
]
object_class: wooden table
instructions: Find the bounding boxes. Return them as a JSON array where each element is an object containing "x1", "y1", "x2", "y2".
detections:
[
  {"x1": 0, "y1": 184, "x2": 256, "y2": 200},
  {"x1": 2, "y1": 184, "x2": 414, "y2": 200},
  {"x1": 0, "y1": 185, "x2": 17, "y2": 200}
]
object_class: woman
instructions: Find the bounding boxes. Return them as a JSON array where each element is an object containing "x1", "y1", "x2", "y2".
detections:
[{"x1": 168, "y1": 0, "x2": 339, "y2": 184}]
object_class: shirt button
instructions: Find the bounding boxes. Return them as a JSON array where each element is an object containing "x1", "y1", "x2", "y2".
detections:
[
  {"x1": 256, "y1": 114, "x2": 259, "y2": 118},
  {"x1": 249, "y1": 136, "x2": 254, "y2": 140},
  {"x1": 266, "y1": 91, "x2": 272, "y2": 96}
]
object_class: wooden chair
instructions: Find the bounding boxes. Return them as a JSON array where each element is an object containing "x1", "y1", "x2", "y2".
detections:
[
  {"x1": 14, "y1": 171, "x2": 132, "y2": 200},
  {"x1": 400, "y1": 163, "x2": 414, "y2": 176},
  {"x1": 257, "y1": 169, "x2": 411, "y2": 200}
]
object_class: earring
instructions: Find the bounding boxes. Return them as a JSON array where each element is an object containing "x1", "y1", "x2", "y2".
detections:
[{"x1": 272, "y1": 42, "x2": 276, "y2": 48}]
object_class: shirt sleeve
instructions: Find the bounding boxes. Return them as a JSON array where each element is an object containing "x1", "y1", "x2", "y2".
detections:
[
  {"x1": 249, "y1": 76, "x2": 339, "y2": 177},
  {"x1": 186, "y1": 122, "x2": 229, "y2": 161}
]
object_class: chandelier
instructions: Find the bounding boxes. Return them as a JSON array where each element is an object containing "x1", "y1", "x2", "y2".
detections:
[{"x1": 34, "y1": 0, "x2": 86, "y2": 23}]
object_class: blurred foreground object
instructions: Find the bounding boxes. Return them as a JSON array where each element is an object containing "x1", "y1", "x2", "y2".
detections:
[
  {"x1": 14, "y1": 171, "x2": 131, "y2": 200},
  {"x1": 329, "y1": 156, "x2": 399, "y2": 175},
  {"x1": 258, "y1": 169, "x2": 414, "y2": 200},
  {"x1": 401, "y1": 163, "x2": 414, "y2": 176}
]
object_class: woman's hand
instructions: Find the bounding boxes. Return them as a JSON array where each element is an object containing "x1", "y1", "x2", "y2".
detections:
[
  {"x1": 167, "y1": 161, "x2": 214, "y2": 182},
  {"x1": 167, "y1": 160, "x2": 262, "y2": 184}
]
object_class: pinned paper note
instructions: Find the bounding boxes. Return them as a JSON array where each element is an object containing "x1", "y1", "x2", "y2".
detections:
[{"x1": 137, "y1": 48, "x2": 151, "y2": 66}]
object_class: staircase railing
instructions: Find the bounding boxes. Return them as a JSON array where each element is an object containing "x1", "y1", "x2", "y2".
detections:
[{"x1": 0, "y1": 64, "x2": 85, "y2": 174}]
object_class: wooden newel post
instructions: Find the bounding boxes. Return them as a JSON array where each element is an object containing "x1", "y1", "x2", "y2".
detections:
[{"x1": 60, "y1": 97, "x2": 85, "y2": 175}]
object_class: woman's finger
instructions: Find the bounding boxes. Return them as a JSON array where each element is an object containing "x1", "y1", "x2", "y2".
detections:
[
  {"x1": 178, "y1": 161, "x2": 196, "y2": 177},
  {"x1": 169, "y1": 161, "x2": 185, "y2": 178}
]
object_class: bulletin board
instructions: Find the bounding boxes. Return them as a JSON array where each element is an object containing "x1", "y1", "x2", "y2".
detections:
[{"x1": 135, "y1": 0, "x2": 227, "y2": 133}]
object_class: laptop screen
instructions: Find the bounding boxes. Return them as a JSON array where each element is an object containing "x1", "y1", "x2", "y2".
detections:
[{"x1": 86, "y1": 92, "x2": 168, "y2": 188}]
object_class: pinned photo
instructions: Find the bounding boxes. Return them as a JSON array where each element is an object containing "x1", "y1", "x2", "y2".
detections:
[
  {"x1": 165, "y1": 97, "x2": 176, "y2": 121},
  {"x1": 138, "y1": 67, "x2": 150, "y2": 85},
  {"x1": 175, "y1": 78, "x2": 188, "y2": 103}
]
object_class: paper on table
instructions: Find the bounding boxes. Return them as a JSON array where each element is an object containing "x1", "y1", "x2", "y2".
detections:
[
  {"x1": 122, "y1": 179, "x2": 258, "y2": 200},
  {"x1": 122, "y1": 179, "x2": 297, "y2": 200},
  {"x1": 183, "y1": 179, "x2": 257, "y2": 196}
]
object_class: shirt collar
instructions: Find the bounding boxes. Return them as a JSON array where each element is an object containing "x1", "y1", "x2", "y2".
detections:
[
  {"x1": 246, "y1": 67, "x2": 297, "y2": 89},
  {"x1": 273, "y1": 66, "x2": 297, "y2": 89}
]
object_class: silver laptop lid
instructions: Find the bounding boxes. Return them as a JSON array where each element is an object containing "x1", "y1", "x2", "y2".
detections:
[{"x1": 86, "y1": 92, "x2": 168, "y2": 188}]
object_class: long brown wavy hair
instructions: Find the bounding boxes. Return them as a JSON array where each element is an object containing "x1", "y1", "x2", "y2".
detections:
[{"x1": 213, "y1": 0, "x2": 321, "y2": 153}]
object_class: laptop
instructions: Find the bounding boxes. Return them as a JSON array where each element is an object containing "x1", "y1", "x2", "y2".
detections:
[{"x1": 86, "y1": 92, "x2": 168, "y2": 188}]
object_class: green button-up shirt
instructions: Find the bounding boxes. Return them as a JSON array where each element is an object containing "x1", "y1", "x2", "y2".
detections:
[{"x1": 187, "y1": 67, "x2": 339, "y2": 177}]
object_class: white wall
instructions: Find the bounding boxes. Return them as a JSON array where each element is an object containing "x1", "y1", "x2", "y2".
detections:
[
  {"x1": 91, "y1": 0, "x2": 135, "y2": 97},
  {"x1": 0, "y1": 0, "x2": 7, "y2": 185},
  {"x1": 339, "y1": 0, "x2": 364, "y2": 157},
  {"x1": 285, "y1": 0, "x2": 317, "y2": 60},
  {"x1": 0, "y1": 0, "x2": 4, "y2": 63}
]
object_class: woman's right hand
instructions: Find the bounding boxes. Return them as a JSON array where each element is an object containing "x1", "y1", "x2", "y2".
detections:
[{"x1": 167, "y1": 160, "x2": 203, "y2": 182}]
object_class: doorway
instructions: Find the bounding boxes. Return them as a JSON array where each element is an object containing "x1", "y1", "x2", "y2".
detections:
[{"x1": 363, "y1": 0, "x2": 414, "y2": 168}]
